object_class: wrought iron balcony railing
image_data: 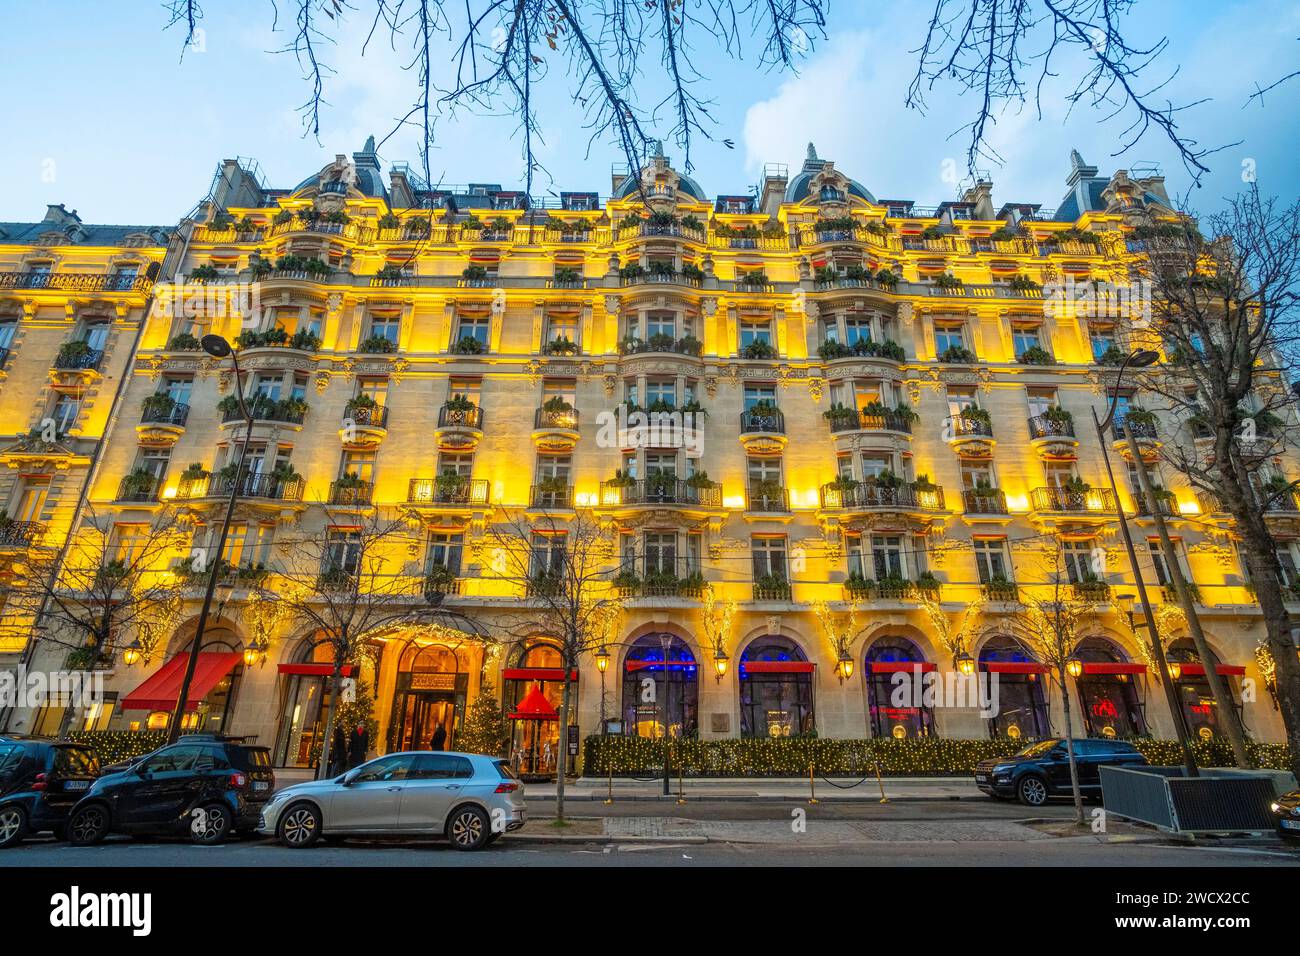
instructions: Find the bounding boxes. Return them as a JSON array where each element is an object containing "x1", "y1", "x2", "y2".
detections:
[
  {"x1": 0, "y1": 518, "x2": 43, "y2": 547},
  {"x1": 1027, "y1": 415, "x2": 1075, "y2": 440},
  {"x1": 746, "y1": 484, "x2": 789, "y2": 512},
  {"x1": 344, "y1": 403, "x2": 388, "y2": 429},
  {"x1": 407, "y1": 477, "x2": 490, "y2": 507},
  {"x1": 825, "y1": 408, "x2": 913, "y2": 434},
  {"x1": 534, "y1": 406, "x2": 580, "y2": 430},
  {"x1": 819, "y1": 483, "x2": 947, "y2": 511},
  {"x1": 530, "y1": 484, "x2": 573, "y2": 509},
  {"x1": 329, "y1": 480, "x2": 373, "y2": 506},
  {"x1": 1030, "y1": 486, "x2": 1116, "y2": 513},
  {"x1": 740, "y1": 407, "x2": 784, "y2": 434},
  {"x1": 54, "y1": 347, "x2": 104, "y2": 371},
  {"x1": 437, "y1": 404, "x2": 482, "y2": 429},
  {"x1": 140, "y1": 400, "x2": 190, "y2": 427},
  {"x1": 612, "y1": 558, "x2": 706, "y2": 599},
  {"x1": 116, "y1": 475, "x2": 163, "y2": 503},
  {"x1": 963, "y1": 489, "x2": 1008, "y2": 514},
  {"x1": 598, "y1": 478, "x2": 722, "y2": 508}
]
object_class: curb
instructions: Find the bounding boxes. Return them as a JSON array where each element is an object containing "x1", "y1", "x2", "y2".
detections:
[
  {"x1": 526, "y1": 793, "x2": 977, "y2": 803},
  {"x1": 507, "y1": 832, "x2": 711, "y2": 845}
]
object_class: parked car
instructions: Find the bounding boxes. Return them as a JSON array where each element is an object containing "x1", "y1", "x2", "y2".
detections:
[
  {"x1": 259, "y1": 751, "x2": 526, "y2": 851},
  {"x1": 974, "y1": 738, "x2": 1148, "y2": 806},
  {"x1": 1271, "y1": 789, "x2": 1300, "y2": 842},
  {"x1": 64, "y1": 735, "x2": 274, "y2": 846},
  {"x1": 0, "y1": 738, "x2": 101, "y2": 848}
]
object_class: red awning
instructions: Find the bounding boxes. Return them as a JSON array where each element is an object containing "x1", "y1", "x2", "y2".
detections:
[
  {"x1": 1177, "y1": 663, "x2": 1247, "y2": 677},
  {"x1": 982, "y1": 662, "x2": 1050, "y2": 675},
  {"x1": 509, "y1": 683, "x2": 559, "y2": 721},
  {"x1": 741, "y1": 661, "x2": 815, "y2": 674},
  {"x1": 1080, "y1": 662, "x2": 1148, "y2": 676},
  {"x1": 277, "y1": 663, "x2": 355, "y2": 677},
  {"x1": 625, "y1": 659, "x2": 698, "y2": 672},
  {"x1": 865, "y1": 661, "x2": 937, "y2": 674},
  {"x1": 502, "y1": 667, "x2": 578, "y2": 682},
  {"x1": 121, "y1": 652, "x2": 243, "y2": 712}
]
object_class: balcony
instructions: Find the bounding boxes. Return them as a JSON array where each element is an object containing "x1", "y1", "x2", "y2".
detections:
[
  {"x1": 598, "y1": 478, "x2": 722, "y2": 508},
  {"x1": 613, "y1": 559, "x2": 707, "y2": 600},
  {"x1": 746, "y1": 483, "x2": 789, "y2": 513},
  {"x1": 962, "y1": 489, "x2": 1009, "y2": 515},
  {"x1": 1112, "y1": 414, "x2": 1161, "y2": 461},
  {"x1": 530, "y1": 483, "x2": 573, "y2": 510},
  {"x1": 1071, "y1": 579, "x2": 1112, "y2": 602},
  {"x1": 843, "y1": 577, "x2": 940, "y2": 602},
  {"x1": 532, "y1": 405, "x2": 581, "y2": 451},
  {"x1": 221, "y1": 395, "x2": 309, "y2": 427},
  {"x1": 819, "y1": 482, "x2": 947, "y2": 513},
  {"x1": 423, "y1": 568, "x2": 464, "y2": 601},
  {"x1": 980, "y1": 580, "x2": 1020, "y2": 603},
  {"x1": 115, "y1": 474, "x2": 163, "y2": 504},
  {"x1": 177, "y1": 471, "x2": 305, "y2": 503},
  {"x1": 407, "y1": 476, "x2": 490, "y2": 508},
  {"x1": 1030, "y1": 486, "x2": 1116, "y2": 516},
  {"x1": 739, "y1": 406, "x2": 786, "y2": 453},
  {"x1": 328, "y1": 479, "x2": 373, "y2": 506},
  {"x1": 53, "y1": 346, "x2": 104, "y2": 372},
  {"x1": 618, "y1": 335, "x2": 704, "y2": 357},
  {"x1": 1027, "y1": 414, "x2": 1079, "y2": 455},
  {"x1": 0, "y1": 518, "x2": 43, "y2": 549},
  {"x1": 753, "y1": 577, "x2": 792, "y2": 602},
  {"x1": 825, "y1": 406, "x2": 913, "y2": 436},
  {"x1": 140, "y1": 399, "x2": 190, "y2": 428},
  {"x1": 947, "y1": 413, "x2": 994, "y2": 453},
  {"x1": 435, "y1": 403, "x2": 483, "y2": 450},
  {"x1": 1135, "y1": 495, "x2": 1178, "y2": 518},
  {"x1": 0, "y1": 272, "x2": 152, "y2": 294},
  {"x1": 341, "y1": 402, "x2": 388, "y2": 447}
]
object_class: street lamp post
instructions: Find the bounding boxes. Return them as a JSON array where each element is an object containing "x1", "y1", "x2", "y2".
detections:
[
  {"x1": 659, "y1": 632, "x2": 673, "y2": 796},
  {"x1": 166, "y1": 334, "x2": 255, "y2": 744},
  {"x1": 1091, "y1": 348, "x2": 1198, "y2": 776},
  {"x1": 595, "y1": 645, "x2": 610, "y2": 735}
]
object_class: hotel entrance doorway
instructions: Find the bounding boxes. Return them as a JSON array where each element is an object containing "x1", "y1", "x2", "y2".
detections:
[
  {"x1": 390, "y1": 643, "x2": 468, "y2": 752},
  {"x1": 396, "y1": 691, "x2": 458, "y2": 751}
]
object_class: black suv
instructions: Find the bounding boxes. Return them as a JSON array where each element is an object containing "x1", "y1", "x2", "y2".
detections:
[
  {"x1": 0, "y1": 738, "x2": 101, "y2": 848},
  {"x1": 974, "y1": 738, "x2": 1148, "y2": 806},
  {"x1": 65, "y1": 735, "x2": 274, "y2": 846}
]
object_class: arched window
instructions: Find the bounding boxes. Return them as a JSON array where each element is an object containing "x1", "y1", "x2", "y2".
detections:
[
  {"x1": 1167, "y1": 639, "x2": 1240, "y2": 740},
  {"x1": 865, "y1": 637, "x2": 935, "y2": 739},
  {"x1": 979, "y1": 635, "x2": 1049, "y2": 741},
  {"x1": 1073, "y1": 636, "x2": 1147, "y2": 738},
  {"x1": 620, "y1": 633, "x2": 698, "y2": 739},
  {"x1": 503, "y1": 640, "x2": 570, "y2": 778},
  {"x1": 739, "y1": 636, "x2": 814, "y2": 738}
]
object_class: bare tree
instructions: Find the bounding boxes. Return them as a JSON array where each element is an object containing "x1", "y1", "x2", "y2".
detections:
[
  {"x1": 257, "y1": 506, "x2": 431, "y2": 778},
  {"x1": 6, "y1": 505, "x2": 185, "y2": 670},
  {"x1": 1005, "y1": 544, "x2": 1095, "y2": 824},
  {"x1": 162, "y1": 1, "x2": 827, "y2": 197},
  {"x1": 1125, "y1": 185, "x2": 1300, "y2": 780},
  {"x1": 483, "y1": 506, "x2": 622, "y2": 822}
]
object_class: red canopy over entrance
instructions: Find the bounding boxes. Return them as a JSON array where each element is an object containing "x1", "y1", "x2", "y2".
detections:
[
  {"x1": 509, "y1": 683, "x2": 559, "y2": 721},
  {"x1": 121, "y1": 652, "x2": 242, "y2": 712}
]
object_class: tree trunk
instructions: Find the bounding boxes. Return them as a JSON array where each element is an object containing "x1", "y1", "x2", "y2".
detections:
[
  {"x1": 555, "y1": 667, "x2": 572, "y2": 823},
  {"x1": 1059, "y1": 669, "x2": 1085, "y2": 826},
  {"x1": 317, "y1": 661, "x2": 344, "y2": 782}
]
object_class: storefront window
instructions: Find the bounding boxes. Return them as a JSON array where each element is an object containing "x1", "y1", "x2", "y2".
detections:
[
  {"x1": 979, "y1": 635, "x2": 1049, "y2": 741},
  {"x1": 1167, "y1": 640, "x2": 1239, "y2": 741},
  {"x1": 1073, "y1": 637, "x2": 1147, "y2": 739},
  {"x1": 505, "y1": 641, "x2": 570, "y2": 777},
  {"x1": 275, "y1": 640, "x2": 338, "y2": 768},
  {"x1": 865, "y1": 637, "x2": 935, "y2": 739},
  {"x1": 739, "y1": 636, "x2": 814, "y2": 738},
  {"x1": 620, "y1": 634, "x2": 698, "y2": 739}
]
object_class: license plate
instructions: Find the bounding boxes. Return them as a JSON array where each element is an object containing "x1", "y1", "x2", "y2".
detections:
[
  {"x1": 64, "y1": 780, "x2": 89, "y2": 791},
  {"x1": 975, "y1": 775, "x2": 988, "y2": 782},
  {"x1": 1282, "y1": 819, "x2": 1300, "y2": 831},
  {"x1": 253, "y1": 781, "x2": 269, "y2": 792}
]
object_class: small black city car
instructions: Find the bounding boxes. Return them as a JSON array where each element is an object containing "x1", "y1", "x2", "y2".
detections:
[
  {"x1": 0, "y1": 738, "x2": 101, "y2": 848},
  {"x1": 65, "y1": 734, "x2": 274, "y2": 846},
  {"x1": 1271, "y1": 789, "x2": 1300, "y2": 843},
  {"x1": 974, "y1": 738, "x2": 1148, "y2": 806}
]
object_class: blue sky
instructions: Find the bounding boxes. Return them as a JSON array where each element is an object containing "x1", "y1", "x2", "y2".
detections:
[{"x1": 2, "y1": 1, "x2": 1296, "y2": 226}]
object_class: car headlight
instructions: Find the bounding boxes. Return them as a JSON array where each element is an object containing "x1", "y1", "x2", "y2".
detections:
[
  {"x1": 1272, "y1": 802, "x2": 1282, "y2": 813},
  {"x1": 992, "y1": 765, "x2": 1014, "y2": 774}
]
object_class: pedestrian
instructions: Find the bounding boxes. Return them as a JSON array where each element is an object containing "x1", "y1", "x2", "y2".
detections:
[
  {"x1": 328, "y1": 725, "x2": 347, "y2": 777},
  {"x1": 348, "y1": 721, "x2": 369, "y2": 769},
  {"x1": 431, "y1": 724, "x2": 447, "y2": 751}
]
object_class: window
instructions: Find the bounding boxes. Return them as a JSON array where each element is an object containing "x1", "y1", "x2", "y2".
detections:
[
  {"x1": 339, "y1": 450, "x2": 376, "y2": 485},
  {"x1": 974, "y1": 538, "x2": 1011, "y2": 583},
  {"x1": 822, "y1": 317, "x2": 840, "y2": 344},
  {"x1": 162, "y1": 375, "x2": 193, "y2": 406},
  {"x1": 621, "y1": 634, "x2": 698, "y2": 739},
  {"x1": 448, "y1": 377, "x2": 480, "y2": 407},
  {"x1": 739, "y1": 320, "x2": 771, "y2": 349},
  {"x1": 644, "y1": 532, "x2": 677, "y2": 575},
  {"x1": 960, "y1": 461, "x2": 996, "y2": 490},
  {"x1": 646, "y1": 311, "x2": 676, "y2": 340},
  {"x1": 860, "y1": 453, "x2": 892, "y2": 480},
  {"x1": 846, "y1": 534, "x2": 868, "y2": 578},
  {"x1": 530, "y1": 533, "x2": 566, "y2": 576},
  {"x1": 645, "y1": 379, "x2": 676, "y2": 408},
  {"x1": 135, "y1": 448, "x2": 171, "y2": 480},
  {"x1": 933, "y1": 322, "x2": 965, "y2": 355},
  {"x1": 13, "y1": 478, "x2": 49, "y2": 523},
  {"x1": 438, "y1": 452, "x2": 473, "y2": 477},
  {"x1": 325, "y1": 529, "x2": 362, "y2": 576},
  {"x1": 743, "y1": 384, "x2": 776, "y2": 410},
  {"x1": 751, "y1": 536, "x2": 787, "y2": 580},
  {"x1": 1089, "y1": 325, "x2": 1117, "y2": 361},
  {"x1": 1063, "y1": 539, "x2": 1099, "y2": 584},
  {"x1": 1026, "y1": 387, "x2": 1057, "y2": 419},
  {"x1": 82, "y1": 321, "x2": 110, "y2": 351},
  {"x1": 747, "y1": 457, "x2": 782, "y2": 485},
  {"x1": 739, "y1": 636, "x2": 814, "y2": 738},
  {"x1": 426, "y1": 532, "x2": 463, "y2": 575},
  {"x1": 545, "y1": 313, "x2": 578, "y2": 345},
  {"x1": 946, "y1": 387, "x2": 977, "y2": 421},
  {"x1": 0, "y1": 319, "x2": 16, "y2": 351},
  {"x1": 51, "y1": 395, "x2": 80, "y2": 434},
  {"x1": 368, "y1": 312, "x2": 400, "y2": 346},
  {"x1": 221, "y1": 522, "x2": 272, "y2": 569},
  {"x1": 645, "y1": 450, "x2": 677, "y2": 478},
  {"x1": 871, "y1": 535, "x2": 905, "y2": 579},
  {"x1": 1012, "y1": 324, "x2": 1043, "y2": 356},
  {"x1": 844, "y1": 315, "x2": 873, "y2": 346},
  {"x1": 112, "y1": 524, "x2": 151, "y2": 565},
  {"x1": 456, "y1": 314, "x2": 490, "y2": 347}
]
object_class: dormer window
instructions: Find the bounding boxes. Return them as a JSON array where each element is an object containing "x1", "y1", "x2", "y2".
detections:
[{"x1": 819, "y1": 186, "x2": 845, "y2": 203}]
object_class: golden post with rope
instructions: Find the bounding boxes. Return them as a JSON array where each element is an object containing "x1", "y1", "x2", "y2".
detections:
[
  {"x1": 874, "y1": 758, "x2": 889, "y2": 804},
  {"x1": 808, "y1": 760, "x2": 819, "y2": 804}
]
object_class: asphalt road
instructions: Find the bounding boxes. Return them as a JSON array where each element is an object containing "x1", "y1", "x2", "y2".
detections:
[{"x1": 3, "y1": 833, "x2": 1298, "y2": 867}]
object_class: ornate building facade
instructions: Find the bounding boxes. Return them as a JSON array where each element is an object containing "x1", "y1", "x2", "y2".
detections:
[{"x1": 2, "y1": 141, "x2": 1292, "y2": 773}]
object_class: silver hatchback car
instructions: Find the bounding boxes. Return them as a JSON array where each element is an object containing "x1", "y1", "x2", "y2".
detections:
[{"x1": 258, "y1": 751, "x2": 526, "y2": 850}]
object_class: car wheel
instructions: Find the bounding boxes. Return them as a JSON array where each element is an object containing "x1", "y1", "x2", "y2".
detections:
[
  {"x1": 67, "y1": 805, "x2": 110, "y2": 846},
  {"x1": 1017, "y1": 775, "x2": 1049, "y2": 807},
  {"x1": 277, "y1": 803, "x2": 322, "y2": 849},
  {"x1": 0, "y1": 805, "x2": 28, "y2": 849},
  {"x1": 189, "y1": 803, "x2": 232, "y2": 846},
  {"x1": 446, "y1": 805, "x2": 490, "y2": 851}
]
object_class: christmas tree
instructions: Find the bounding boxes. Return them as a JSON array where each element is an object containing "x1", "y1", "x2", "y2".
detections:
[{"x1": 458, "y1": 675, "x2": 510, "y2": 756}]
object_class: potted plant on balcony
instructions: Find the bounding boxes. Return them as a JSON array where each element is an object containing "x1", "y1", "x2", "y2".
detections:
[
  {"x1": 983, "y1": 575, "x2": 1018, "y2": 601},
  {"x1": 374, "y1": 264, "x2": 405, "y2": 281},
  {"x1": 645, "y1": 332, "x2": 676, "y2": 351},
  {"x1": 334, "y1": 471, "x2": 368, "y2": 492},
  {"x1": 619, "y1": 263, "x2": 646, "y2": 280},
  {"x1": 818, "y1": 340, "x2": 852, "y2": 360},
  {"x1": 1053, "y1": 227, "x2": 1102, "y2": 247},
  {"x1": 933, "y1": 272, "x2": 963, "y2": 289},
  {"x1": 536, "y1": 475, "x2": 569, "y2": 494},
  {"x1": 1096, "y1": 344, "x2": 1126, "y2": 367},
  {"x1": 1008, "y1": 274, "x2": 1041, "y2": 292},
  {"x1": 915, "y1": 571, "x2": 941, "y2": 597},
  {"x1": 188, "y1": 264, "x2": 220, "y2": 282},
  {"x1": 272, "y1": 209, "x2": 293, "y2": 226},
  {"x1": 165, "y1": 332, "x2": 201, "y2": 351},
  {"x1": 871, "y1": 339, "x2": 907, "y2": 362},
  {"x1": 452, "y1": 336, "x2": 486, "y2": 354},
  {"x1": 869, "y1": 469, "x2": 902, "y2": 489},
  {"x1": 1018, "y1": 345, "x2": 1056, "y2": 366},
  {"x1": 553, "y1": 266, "x2": 582, "y2": 285},
  {"x1": 618, "y1": 334, "x2": 643, "y2": 354},
  {"x1": 646, "y1": 398, "x2": 676, "y2": 414},
  {"x1": 754, "y1": 572, "x2": 790, "y2": 599},
  {"x1": 828, "y1": 473, "x2": 859, "y2": 493},
  {"x1": 747, "y1": 399, "x2": 779, "y2": 419},
  {"x1": 270, "y1": 461, "x2": 302, "y2": 486},
  {"x1": 489, "y1": 216, "x2": 512, "y2": 233},
  {"x1": 120, "y1": 467, "x2": 157, "y2": 498},
  {"x1": 920, "y1": 225, "x2": 944, "y2": 241},
  {"x1": 739, "y1": 339, "x2": 776, "y2": 359},
  {"x1": 960, "y1": 405, "x2": 992, "y2": 428},
  {"x1": 912, "y1": 473, "x2": 938, "y2": 492},
  {"x1": 679, "y1": 214, "x2": 703, "y2": 232},
  {"x1": 645, "y1": 470, "x2": 676, "y2": 497},
  {"x1": 892, "y1": 402, "x2": 919, "y2": 426},
  {"x1": 344, "y1": 393, "x2": 378, "y2": 416},
  {"x1": 739, "y1": 270, "x2": 769, "y2": 287},
  {"x1": 424, "y1": 562, "x2": 457, "y2": 594},
  {"x1": 543, "y1": 335, "x2": 579, "y2": 356},
  {"x1": 377, "y1": 212, "x2": 401, "y2": 230},
  {"x1": 607, "y1": 469, "x2": 635, "y2": 488},
  {"x1": 1043, "y1": 405, "x2": 1074, "y2": 427},
  {"x1": 750, "y1": 477, "x2": 784, "y2": 503},
  {"x1": 685, "y1": 470, "x2": 714, "y2": 489},
  {"x1": 822, "y1": 402, "x2": 857, "y2": 427},
  {"x1": 433, "y1": 472, "x2": 469, "y2": 500},
  {"x1": 278, "y1": 396, "x2": 309, "y2": 421},
  {"x1": 289, "y1": 329, "x2": 322, "y2": 351},
  {"x1": 1063, "y1": 475, "x2": 1092, "y2": 497},
  {"x1": 462, "y1": 264, "x2": 488, "y2": 281},
  {"x1": 680, "y1": 263, "x2": 704, "y2": 281},
  {"x1": 937, "y1": 344, "x2": 977, "y2": 364},
  {"x1": 461, "y1": 216, "x2": 485, "y2": 232},
  {"x1": 874, "y1": 268, "x2": 899, "y2": 289},
  {"x1": 989, "y1": 226, "x2": 1020, "y2": 242},
  {"x1": 141, "y1": 392, "x2": 177, "y2": 420},
  {"x1": 844, "y1": 571, "x2": 872, "y2": 599},
  {"x1": 358, "y1": 334, "x2": 397, "y2": 354},
  {"x1": 180, "y1": 462, "x2": 207, "y2": 482},
  {"x1": 676, "y1": 334, "x2": 703, "y2": 355},
  {"x1": 612, "y1": 567, "x2": 642, "y2": 592},
  {"x1": 542, "y1": 396, "x2": 574, "y2": 415},
  {"x1": 56, "y1": 340, "x2": 92, "y2": 366},
  {"x1": 405, "y1": 217, "x2": 431, "y2": 238},
  {"x1": 618, "y1": 213, "x2": 643, "y2": 230}
]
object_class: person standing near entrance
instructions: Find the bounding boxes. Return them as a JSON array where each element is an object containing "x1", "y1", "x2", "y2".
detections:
[
  {"x1": 431, "y1": 724, "x2": 447, "y2": 751},
  {"x1": 348, "y1": 721, "x2": 369, "y2": 767}
]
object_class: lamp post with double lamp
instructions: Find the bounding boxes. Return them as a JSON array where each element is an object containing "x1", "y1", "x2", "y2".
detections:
[
  {"x1": 165, "y1": 334, "x2": 256, "y2": 744},
  {"x1": 1091, "y1": 348, "x2": 1197, "y2": 776}
]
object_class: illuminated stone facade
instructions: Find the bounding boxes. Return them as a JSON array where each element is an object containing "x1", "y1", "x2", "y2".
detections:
[{"x1": 3, "y1": 142, "x2": 1293, "y2": 767}]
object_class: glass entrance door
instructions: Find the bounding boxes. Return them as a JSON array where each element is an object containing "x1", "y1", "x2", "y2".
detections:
[{"x1": 396, "y1": 693, "x2": 457, "y2": 751}]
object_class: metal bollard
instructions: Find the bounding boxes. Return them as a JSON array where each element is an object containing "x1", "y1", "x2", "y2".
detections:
[
  {"x1": 604, "y1": 766, "x2": 613, "y2": 806},
  {"x1": 808, "y1": 761, "x2": 819, "y2": 804},
  {"x1": 874, "y1": 759, "x2": 889, "y2": 804}
]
